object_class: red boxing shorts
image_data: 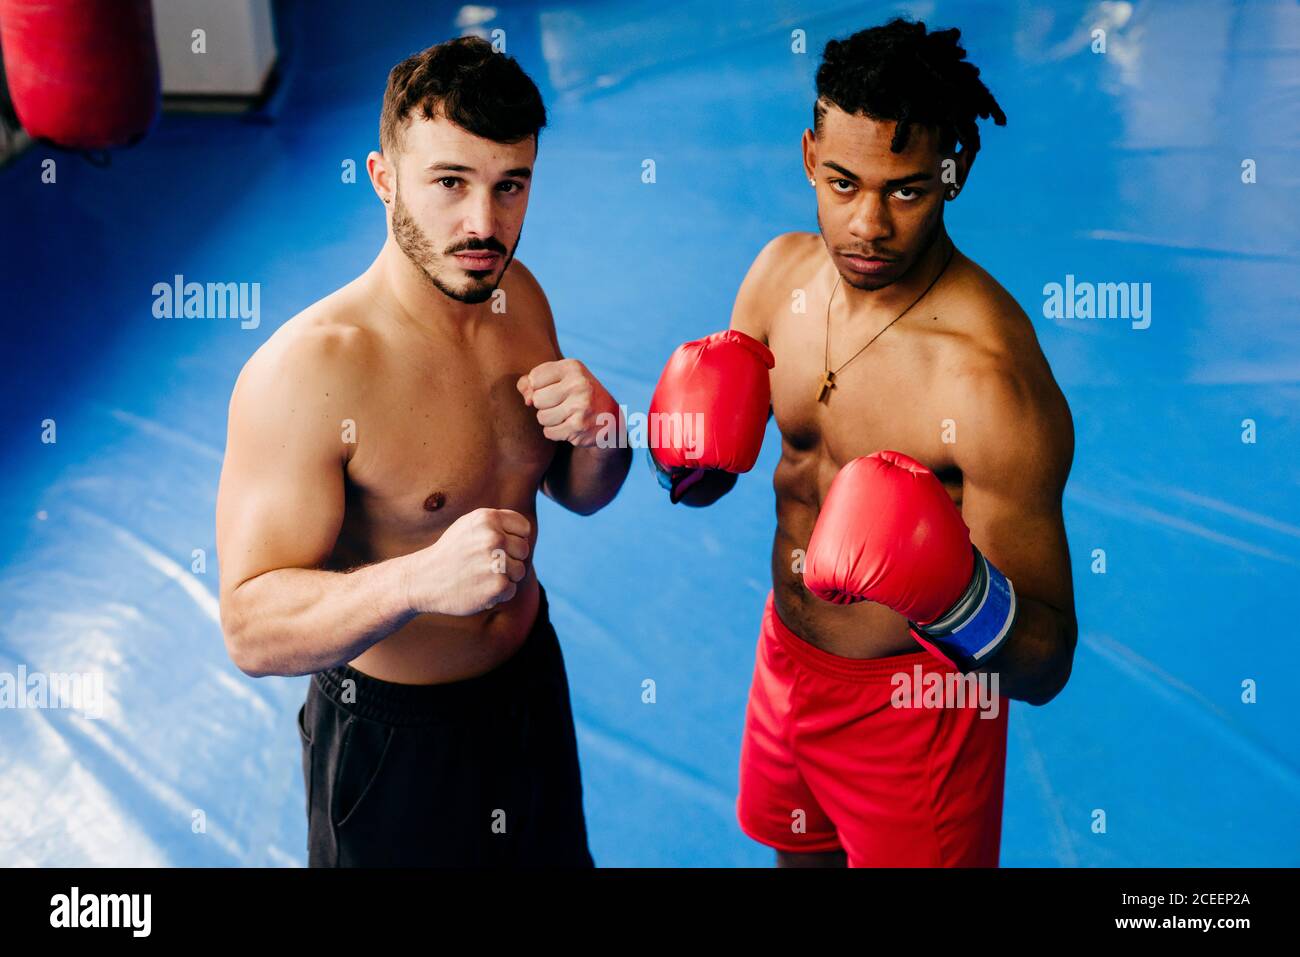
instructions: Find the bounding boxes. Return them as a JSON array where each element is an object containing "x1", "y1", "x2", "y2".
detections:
[{"x1": 737, "y1": 592, "x2": 1009, "y2": 866}]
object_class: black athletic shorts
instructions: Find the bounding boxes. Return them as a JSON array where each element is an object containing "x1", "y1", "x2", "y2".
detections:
[{"x1": 297, "y1": 587, "x2": 594, "y2": 867}]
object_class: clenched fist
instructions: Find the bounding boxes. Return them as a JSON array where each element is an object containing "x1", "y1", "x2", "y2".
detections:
[
  {"x1": 517, "y1": 358, "x2": 619, "y2": 447},
  {"x1": 403, "y1": 508, "x2": 532, "y2": 616}
]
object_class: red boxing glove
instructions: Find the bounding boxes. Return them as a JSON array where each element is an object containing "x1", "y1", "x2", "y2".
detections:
[
  {"x1": 648, "y1": 330, "x2": 773, "y2": 502},
  {"x1": 804, "y1": 451, "x2": 1016, "y2": 671}
]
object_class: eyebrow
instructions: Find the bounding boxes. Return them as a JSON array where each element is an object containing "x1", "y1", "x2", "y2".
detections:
[
  {"x1": 821, "y1": 161, "x2": 933, "y2": 189},
  {"x1": 424, "y1": 162, "x2": 532, "y2": 179}
]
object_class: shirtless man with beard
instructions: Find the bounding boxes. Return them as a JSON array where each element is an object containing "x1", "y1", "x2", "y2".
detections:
[{"x1": 217, "y1": 37, "x2": 629, "y2": 867}]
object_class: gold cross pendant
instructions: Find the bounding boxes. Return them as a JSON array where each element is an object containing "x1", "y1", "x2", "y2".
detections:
[{"x1": 816, "y1": 370, "x2": 836, "y2": 403}]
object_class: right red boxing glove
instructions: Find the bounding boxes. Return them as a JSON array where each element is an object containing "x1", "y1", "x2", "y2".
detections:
[
  {"x1": 803, "y1": 451, "x2": 1017, "y2": 673},
  {"x1": 803, "y1": 452, "x2": 975, "y2": 620},
  {"x1": 648, "y1": 330, "x2": 774, "y2": 502}
]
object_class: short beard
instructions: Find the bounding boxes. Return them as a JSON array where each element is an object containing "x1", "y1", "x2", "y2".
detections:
[{"x1": 391, "y1": 188, "x2": 517, "y2": 305}]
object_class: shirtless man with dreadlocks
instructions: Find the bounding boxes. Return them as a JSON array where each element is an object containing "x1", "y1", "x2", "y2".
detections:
[{"x1": 648, "y1": 18, "x2": 1078, "y2": 867}]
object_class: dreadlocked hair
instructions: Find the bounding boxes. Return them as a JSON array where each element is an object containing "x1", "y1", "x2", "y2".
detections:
[{"x1": 814, "y1": 18, "x2": 1006, "y2": 154}]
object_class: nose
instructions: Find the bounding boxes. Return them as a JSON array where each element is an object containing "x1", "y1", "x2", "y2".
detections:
[
  {"x1": 845, "y1": 192, "x2": 892, "y2": 245},
  {"x1": 460, "y1": 187, "x2": 497, "y2": 240}
]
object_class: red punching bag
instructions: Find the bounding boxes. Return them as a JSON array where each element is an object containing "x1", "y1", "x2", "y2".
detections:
[{"x1": 0, "y1": 0, "x2": 160, "y2": 149}]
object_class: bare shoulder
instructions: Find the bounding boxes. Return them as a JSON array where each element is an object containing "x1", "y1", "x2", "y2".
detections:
[
  {"x1": 944, "y1": 254, "x2": 1061, "y2": 391},
  {"x1": 732, "y1": 231, "x2": 824, "y2": 341},
  {"x1": 229, "y1": 285, "x2": 378, "y2": 430},
  {"x1": 503, "y1": 259, "x2": 561, "y2": 318},
  {"x1": 942, "y1": 256, "x2": 1074, "y2": 489},
  {"x1": 499, "y1": 259, "x2": 560, "y2": 347},
  {"x1": 749, "y1": 231, "x2": 824, "y2": 297}
]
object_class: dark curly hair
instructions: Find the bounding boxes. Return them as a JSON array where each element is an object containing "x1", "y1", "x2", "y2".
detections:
[
  {"x1": 380, "y1": 36, "x2": 546, "y2": 154},
  {"x1": 814, "y1": 18, "x2": 1005, "y2": 155}
]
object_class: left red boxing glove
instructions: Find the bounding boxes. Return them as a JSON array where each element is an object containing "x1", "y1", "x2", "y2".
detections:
[
  {"x1": 803, "y1": 450, "x2": 1016, "y2": 671},
  {"x1": 647, "y1": 330, "x2": 773, "y2": 504}
]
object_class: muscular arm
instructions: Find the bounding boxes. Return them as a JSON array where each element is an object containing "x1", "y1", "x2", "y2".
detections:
[
  {"x1": 541, "y1": 440, "x2": 631, "y2": 515},
  {"x1": 730, "y1": 233, "x2": 800, "y2": 346},
  {"x1": 951, "y1": 359, "x2": 1077, "y2": 705},
  {"x1": 521, "y1": 268, "x2": 631, "y2": 515},
  {"x1": 216, "y1": 329, "x2": 416, "y2": 677}
]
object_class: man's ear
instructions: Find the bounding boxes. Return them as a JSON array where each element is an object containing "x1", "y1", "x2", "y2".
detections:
[
  {"x1": 801, "y1": 128, "x2": 817, "y2": 183},
  {"x1": 944, "y1": 146, "x2": 977, "y2": 195},
  {"x1": 366, "y1": 150, "x2": 395, "y2": 205}
]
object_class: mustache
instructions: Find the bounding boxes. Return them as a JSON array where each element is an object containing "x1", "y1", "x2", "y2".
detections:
[{"x1": 445, "y1": 238, "x2": 508, "y2": 256}]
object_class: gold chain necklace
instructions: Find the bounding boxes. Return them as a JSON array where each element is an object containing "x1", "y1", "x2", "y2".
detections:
[{"x1": 817, "y1": 240, "x2": 957, "y2": 403}]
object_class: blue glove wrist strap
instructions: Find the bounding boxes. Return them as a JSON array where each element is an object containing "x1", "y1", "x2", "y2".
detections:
[{"x1": 910, "y1": 546, "x2": 1017, "y2": 672}]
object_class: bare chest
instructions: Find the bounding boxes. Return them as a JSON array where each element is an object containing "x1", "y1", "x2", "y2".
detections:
[
  {"x1": 341, "y1": 333, "x2": 559, "y2": 554},
  {"x1": 769, "y1": 311, "x2": 961, "y2": 503}
]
